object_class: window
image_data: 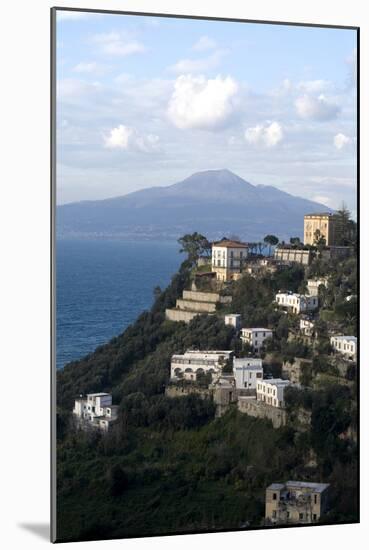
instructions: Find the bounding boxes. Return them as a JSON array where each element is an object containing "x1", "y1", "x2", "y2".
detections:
[
  {"x1": 273, "y1": 493, "x2": 277, "y2": 500},
  {"x1": 272, "y1": 511, "x2": 277, "y2": 518},
  {"x1": 313, "y1": 514, "x2": 317, "y2": 521},
  {"x1": 314, "y1": 494, "x2": 317, "y2": 504},
  {"x1": 299, "y1": 513, "x2": 303, "y2": 520},
  {"x1": 286, "y1": 512, "x2": 290, "y2": 519}
]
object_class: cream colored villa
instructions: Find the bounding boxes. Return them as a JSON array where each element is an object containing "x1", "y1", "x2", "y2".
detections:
[
  {"x1": 330, "y1": 335, "x2": 357, "y2": 361},
  {"x1": 256, "y1": 378, "x2": 290, "y2": 408},
  {"x1": 240, "y1": 327, "x2": 273, "y2": 352},
  {"x1": 304, "y1": 212, "x2": 338, "y2": 246},
  {"x1": 265, "y1": 481, "x2": 330, "y2": 524},
  {"x1": 211, "y1": 238, "x2": 248, "y2": 281},
  {"x1": 275, "y1": 292, "x2": 318, "y2": 314},
  {"x1": 73, "y1": 393, "x2": 119, "y2": 432},
  {"x1": 170, "y1": 350, "x2": 233, "y2": 381}
]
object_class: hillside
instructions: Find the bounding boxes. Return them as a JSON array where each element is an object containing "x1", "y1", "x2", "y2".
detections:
[
  {"x1": 57, "y1": 169, "x2": 331, "y2": 241},
  {"x1": 56, "y1": 248, "x2": 357, "y2": 542}
]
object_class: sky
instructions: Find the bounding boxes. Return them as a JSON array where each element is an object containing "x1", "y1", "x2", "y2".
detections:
[{"x1": 56, "y1": 10, "x2": 357, "y2": 214}]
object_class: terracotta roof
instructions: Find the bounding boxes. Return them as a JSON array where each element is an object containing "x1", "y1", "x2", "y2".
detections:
[{"x1": 212, "y1": 238, "x2": 248, "y2": 248}]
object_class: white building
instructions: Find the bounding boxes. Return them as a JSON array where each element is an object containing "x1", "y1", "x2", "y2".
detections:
[
  {"x1": 211, "y1": 238, "x2": 248, "y2": 282},
  {"x1": 225, "y1": 313, "x2": 242, "y2": 330},
  {"x1": 275, "y1": 292, "x2": 318, "y2": 314},
  {"x1": 73, "y1": 393, "x2": 119, "y2": 432},
  {"x1": 300, "y1": 318, "x2": 315, "y2": 337},
  {"x1": 307, "y1": 278, "x2": 328, "y2": 296},
  {"x1": 256, "y1": 379, "x2": 291, "y2": 408},
  {"x1": 170, "y1": 350, "x2": 233, "y2": 382},
  {"x1": 330, "y1": 335, "x2": 357, "y2": 361},
  {"x1": 233, "y1": 357, "x2": 263, "y2": 390},
  {"x1": 241, "y1": 328, "x2": 273, "y2": 352}
]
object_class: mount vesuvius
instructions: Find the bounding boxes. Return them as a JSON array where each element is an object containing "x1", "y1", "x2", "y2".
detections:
[{"x1": 57, "y1": 169, "x2": 331, "y2": 241}]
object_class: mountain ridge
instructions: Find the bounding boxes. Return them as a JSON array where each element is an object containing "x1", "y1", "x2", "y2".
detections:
[{"x1": 57, "y1": 169, "x2": 332, "y2": 241}]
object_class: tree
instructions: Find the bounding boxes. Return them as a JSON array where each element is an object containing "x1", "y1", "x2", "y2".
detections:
[
  {"x1": 335, "y1": 203, "x2": 357, "y2": 246},
  {"x1": 178, "y1": 233, "x2": 211, "y2": 264},
  {"x1": 290, "y1": 237, "x2": 301, "y2": 247},
  {"x1": 263, "y1": 234, "x2": 279, "y2": 256}
]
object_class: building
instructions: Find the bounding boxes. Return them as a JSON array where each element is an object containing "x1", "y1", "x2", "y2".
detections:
[
  {"x1": 307, "y1": 277, "x2": 328, "y2": 296},
  {"x1": 73, "y1": 393, "x2": 119, "y2": 432},
  {"x1": 256, "y1": 379, "x2": 290, "y2": 408},
  {"x1": 304, "y1": 212, "x2": 339, "y2": 246},
  {"x1": 170, "y1": 350, "x2": 233, "y2": 381},
  {"x1": 275, "y1": 292, "x2": 318, "y2": 314},
  {"x1": 240, "y1": 328, "x2": 273, "y2": 352},
  {"x1": 233, "y1": 357, "x2": 263, "y2": 390},
  {"x1": 211, "y1": 375, "x2": 237, "y2": 416},
  {"x1": 225, "y1": 313, "x2": 241, "y2": 330},
  {"x1": 330, "y1": 335, "x2": 357, "y2": 361},
  {"x1": 300, "y1": 318, "x2": 315, "y2": 337},
  {"x1": 274, "y1": 246, "x2": 312, "y2": 266},
  {"x1": 265, "y1": 481, "x2": 330, "y2": 524},
  {"x1": 211, "y1": 238, "x2": 248, "y2": 282}
]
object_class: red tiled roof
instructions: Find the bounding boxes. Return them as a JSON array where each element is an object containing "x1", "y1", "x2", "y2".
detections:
[{"x1": 212, "y1": 238, "x2": 248, "y2": 248}]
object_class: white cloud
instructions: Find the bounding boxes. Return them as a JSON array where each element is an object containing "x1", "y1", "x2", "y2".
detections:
[
  {"x1": 245, "y1": 122, "x2": 284, "y2": 147},
  {"x1": 297, "y1": 80, "x2": 331, "y2": 93},
  {"x1": 313, "y1": 195, "x2": 332, "y2": 206},
  {"x1": 169, "y1": 50, "x2": 227, "y2": 74},
  {"x1": 193, "y1": 36, "x2": 217, "y2": 51},
  {"x1": 104, "y1": 125, "x2": 160, "y2": 152},
  {"x1": 93, "y1": 31, "x2": 145, "y2": 57},
  {"x1": 57, "y1": 78, "x2": 102, "y2": 100},
  {"x1": 295, "y1": 94, "x2": 340, "y2": 121},
  {"x1": 72, "y1": 62, "x2": 98, "y2": 73},
  {"x1": 334, "y1": 133, "x2": 352, "y2": 150},
  {"x1": 167, "y1": 74, "x2": 238, "y2": 130}
]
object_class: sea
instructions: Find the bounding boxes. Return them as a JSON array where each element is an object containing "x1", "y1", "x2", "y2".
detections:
[{"x1": 56, "y1": 239, "x2": 181, "y2": 370}]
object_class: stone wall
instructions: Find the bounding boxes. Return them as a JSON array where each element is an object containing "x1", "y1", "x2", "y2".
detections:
[
  {"x1": 165, "y1": 385, "x2": 211, "y2": 399},
  {"x1": 182, "y1": 290, "x2": 221, "y2": 303},
  {"x1": 176, "y1": 298, "x2": 217, "y2": 313},
  {"x1": 165, "y1": 309, "x2": 207, "y2": 323},
  {"x1": 238, "y1": 397, "x2": 287, "y2": 428}
]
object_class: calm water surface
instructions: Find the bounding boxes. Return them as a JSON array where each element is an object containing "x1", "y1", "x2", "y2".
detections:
[{"x1": 56, "y1": 239, "x2": 181, "y2": 369}]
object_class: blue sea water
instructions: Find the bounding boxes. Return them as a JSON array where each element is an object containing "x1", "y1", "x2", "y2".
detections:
[{"x1": 56, "y1": 239, "x2": 181, "y2": 370}]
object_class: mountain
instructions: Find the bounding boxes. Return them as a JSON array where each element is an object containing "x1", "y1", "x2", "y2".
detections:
[{"x1": 56, "y1": 169, "x2": 331, "y2": 241}]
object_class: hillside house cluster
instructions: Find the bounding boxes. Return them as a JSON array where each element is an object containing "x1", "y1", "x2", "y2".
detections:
[
  {"x1": 265, "y1": 481, "x2": 330, "y2": 524},
  {"x1": 73, "y1": 393, "x2": 118, "y2": 432}
]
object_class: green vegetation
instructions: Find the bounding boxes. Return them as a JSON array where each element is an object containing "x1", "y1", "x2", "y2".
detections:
[{"x1": 56, "y1": 227, "x2": 357, "y2": 541}]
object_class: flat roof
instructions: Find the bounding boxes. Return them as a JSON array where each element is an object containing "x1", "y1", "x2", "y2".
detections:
[
  {"x1": 267, "y1": 481, "x2": 329, "y2": 492},
  {"x1": 87, "y1": 392, "x2": 111, "y2": 397},
  {"x1": 304, "y1": 212, "x2": 333, "y2": 217},
  {"x1": 331, "y1": 335, "x2": 357, "y2": 342},
  {"x1": 241, "y1": 327, "x2": 272, "y2": 332},
  {"x1": 286, "y1": 481, "x2": 330, "y2": 492},
  {"x1": 225, "y1": 313, "x2": 241, "y2": 317}
]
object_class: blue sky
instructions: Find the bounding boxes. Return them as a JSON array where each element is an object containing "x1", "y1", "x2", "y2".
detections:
[{"x1": 56, "y1": 9, "x2": 357, "y2": 214}]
